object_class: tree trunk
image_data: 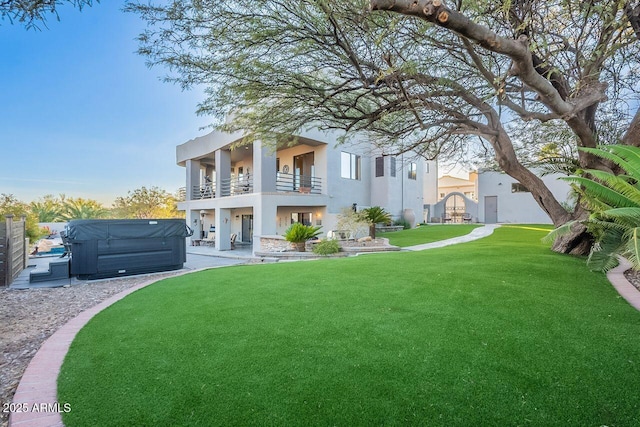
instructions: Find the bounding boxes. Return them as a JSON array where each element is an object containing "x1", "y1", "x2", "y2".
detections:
[{"x1": 490, "y1": 130, "x2": 593, "y2": 255}]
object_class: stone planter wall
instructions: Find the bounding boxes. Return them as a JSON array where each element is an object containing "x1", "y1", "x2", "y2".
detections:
[{"x1": 260, "y1": 235, "x2": 297, "y2": 252}]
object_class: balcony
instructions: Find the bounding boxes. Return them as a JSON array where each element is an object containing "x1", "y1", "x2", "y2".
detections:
[
  {"x1": 179, "y1": 174, "x2": 322, "y2": 201},
  {"x1": 276, "y1": 173, "x2": 322, "y2": 194}
]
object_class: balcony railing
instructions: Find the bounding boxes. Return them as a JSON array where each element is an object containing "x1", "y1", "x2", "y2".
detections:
[
  {"x1": 276, "y1": 173, "x2": 322, "y2": 194},
  {"x1": 220, "y1": 176, "x2": 253, "y2": 196},
  {"x1": 180, "y1": 173, "x2": 322, "y2": 201}
]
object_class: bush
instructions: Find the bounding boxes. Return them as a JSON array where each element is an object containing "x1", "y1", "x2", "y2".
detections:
[
  {"x1": 312, "y1": 239, "x2": 341, "y2": 256},
  {"x1": 394, "y1": 218, "x2": 411, "y2": 230}
]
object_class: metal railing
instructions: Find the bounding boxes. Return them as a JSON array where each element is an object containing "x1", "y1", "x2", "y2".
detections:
[
  {"x1": 179, "y1": 173, "x2": 322, "y2": 201},
  {"x1": 276, "y1": 173, "x2": 322, "y2": 194},
  {"x1": 220, "y1": 176, "x2": 253, "y2": 196}
]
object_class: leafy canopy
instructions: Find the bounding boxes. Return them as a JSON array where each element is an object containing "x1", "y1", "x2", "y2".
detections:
[
  {"x1": 1, "y1": 0, "x2": 98, "y2": 29},
  {"x1": 127, "y1": 0, "x2": 640, "y2": 165}
]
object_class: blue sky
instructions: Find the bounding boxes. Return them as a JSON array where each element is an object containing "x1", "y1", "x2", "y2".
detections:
[{"x1": 0, "y1": 2, "x2": 211, "y2": 205}]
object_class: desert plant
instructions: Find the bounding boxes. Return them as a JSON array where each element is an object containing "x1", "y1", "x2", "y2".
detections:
[
  {"x1": 312, "y1": 239, "x2": 341, "y2": 256},
  {"x1": 363, "y1": 206, "x2": 391, "y2": 225},
  {"x1": 546, "y1": 145, "x2": 640, "y2": 271},
  {"x1": 284, "y1": 223, "x2": 322, "y2": 251}
]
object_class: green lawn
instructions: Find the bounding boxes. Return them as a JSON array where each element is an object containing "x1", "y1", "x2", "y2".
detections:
[
  {"x1": 383, "y1": 223, "x2": 482, "y2": 247},
  {"x1": 58, "y1": 226, "x2": 640, "y2": 426}
]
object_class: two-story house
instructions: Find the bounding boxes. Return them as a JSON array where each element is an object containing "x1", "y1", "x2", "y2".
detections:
[{"x1": 177, "y1": 127, "x2": 433, "y2": 254}]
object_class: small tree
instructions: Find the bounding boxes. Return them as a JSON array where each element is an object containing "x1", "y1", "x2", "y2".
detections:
[
  {"x1": 111, "y1": 186, "x2": 180, "y2": 219},
  {"x1": 362, "y1": 206, "x2": 392, "y2": 238},
  {"x1": 0, "y1": 194, "x2": 46, "y2": 242}
]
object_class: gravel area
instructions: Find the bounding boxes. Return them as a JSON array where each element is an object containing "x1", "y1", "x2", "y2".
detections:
[
  {"x1": 624, "y1": 269, "x2": 640, "y2": 292},
  {"x1": 0, "y1": 272, "x2": 181, "y2": 427}
]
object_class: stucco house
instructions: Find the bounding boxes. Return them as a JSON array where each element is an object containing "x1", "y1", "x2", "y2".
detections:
[
  {"x1": 176, "y1": 128, "x2": 436, "y2": 254},
  {"x1": 477, "y1": 170, "x2": 573, "y2": 224}
]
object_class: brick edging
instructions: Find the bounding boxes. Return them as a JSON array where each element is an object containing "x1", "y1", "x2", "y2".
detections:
[{"x1": 8, "y1": 275, "x2": 175, "y2": 427}]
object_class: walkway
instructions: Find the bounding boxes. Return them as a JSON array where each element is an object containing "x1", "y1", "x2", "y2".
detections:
[{"x1": 403, "y1": 223, "x2": 501, "y2": 251}]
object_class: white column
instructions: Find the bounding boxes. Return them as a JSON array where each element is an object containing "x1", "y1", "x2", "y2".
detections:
[
  {"x1": 185, "y1": 159, "x2": 201, "y2": 201},
  {"x1": 215, "y1": 208, "x2": 232, "y2": 251},
  {"x1": 215, "y1": 149, "x2": 231, "y2": 197},
  {"x1": 188, "y1": 210, "x2": 200, "y2": 245},
  {"x1": 252, "y1": 198, "x2": 278, "y2": 254},
  {"x1": 253, "y1": 139, "x2": 277, "y2": 193}
]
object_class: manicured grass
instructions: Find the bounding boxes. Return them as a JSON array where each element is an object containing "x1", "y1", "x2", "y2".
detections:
[
  {"x1": 58, "y1": 227, "x2": 640, "y2": 426},
  {"x1": 383, "y1": 223, "x2": 482, "y2": 247}
]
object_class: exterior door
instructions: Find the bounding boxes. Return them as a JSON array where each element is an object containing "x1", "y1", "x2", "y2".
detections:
[
  {"x1": 242, "y1": 215, "x2": 253, "y2": 243},
  {"x1": 484, "y1": 196, "x2": 498, "y2": 224},
  {"x1": 293, "y1": 152, "x2": 315, "y2": 190}
]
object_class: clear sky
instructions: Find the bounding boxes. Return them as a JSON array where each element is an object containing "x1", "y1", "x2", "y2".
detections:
[{"x1": 0, "y1": 2, "x2": 212, "y2": 206}]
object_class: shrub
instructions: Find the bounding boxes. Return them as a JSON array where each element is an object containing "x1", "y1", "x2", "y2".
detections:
[
  {"x1": 394, "y1": 218, "x2": 411, "y2": 230},
  {"x1": 312, "y1": 239, "x2": 341, "y2": 256}
]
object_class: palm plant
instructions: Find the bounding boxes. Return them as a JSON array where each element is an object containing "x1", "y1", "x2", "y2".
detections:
[
  {"x1": 363, "y1": 206, "x2": 392, "y2": 225},
  {"x1": 548, "y1": 145, "x2": 640, "y2": 271},
  {"x1": 362, "y1": 206, "x2": 392, "y2": 239},
  {"x1": 284, "y1": 222, "x2": 322, "y2": 251}
]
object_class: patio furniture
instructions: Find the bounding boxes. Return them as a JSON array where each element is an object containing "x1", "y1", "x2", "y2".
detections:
[
  {"x1": 462, "y1": 213, "x2": 473, "y2": 223},
  {"x1": 230, "y1": 233, "x2": 237, "y2": 249},
  {"x1": 442, "y1": 213, "x2": 452, "y2": 223}
]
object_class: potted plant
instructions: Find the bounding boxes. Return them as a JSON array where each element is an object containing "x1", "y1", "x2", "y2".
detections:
[{"x1": 284, "y1": 223, "x2": 322, "y2": 252}]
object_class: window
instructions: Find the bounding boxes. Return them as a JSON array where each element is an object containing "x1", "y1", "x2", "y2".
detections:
[
  {"x1": 408, "y1": 162, "x2": 417, "y2": 180},
  {"x1": 375, "y1": 157, "x2": 384, "y2": 177},
  {"x1": 512, "y1": 183, "x2": 530, "y2": 193},
  {"x1": 291, "y1": 212, "x2": 313, "y2": 226},
  {"x1": 341, "y1": 152, "x2": 361, "y2": 180},
  {"x1": 390, "y1": 157, "x2": 396, "y2": 177}
]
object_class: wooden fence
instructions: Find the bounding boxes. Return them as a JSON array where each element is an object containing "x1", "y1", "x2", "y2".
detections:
[{"x1": 0, "y1": 215, "x2": 27, "y2": 287}]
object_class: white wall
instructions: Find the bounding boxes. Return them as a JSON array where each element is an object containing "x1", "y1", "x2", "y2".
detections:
[{"x1": 477, "y1": 171, "x2": 572, "y2": 224}]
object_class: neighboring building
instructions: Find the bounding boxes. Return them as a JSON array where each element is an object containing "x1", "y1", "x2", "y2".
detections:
[
  {"x1": 176, "y1": 128, "x2": 435, "y2": 254},
  {"x1": 437, "y1": 172, "x2": 478, "y2": 201},
  {"x1": 428, "y1": 171, "x2": 479, "y2": 223},
  {"x1": 477, "y1": 170, "x2": 572, "y2": 224}
]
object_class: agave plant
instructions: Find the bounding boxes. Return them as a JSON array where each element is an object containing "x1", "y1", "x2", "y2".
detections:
[{"x1": 548, "y1": 145, "x2": 640, "y2": 271}]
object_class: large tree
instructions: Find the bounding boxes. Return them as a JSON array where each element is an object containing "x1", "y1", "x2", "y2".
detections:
[
  {"x1": 1, "y1": 0, "x2": 97, "y2": 28},
  {"x1": 128, "y1": 0, "x2": 640, "y2": 254},
  {"x1": 111, "y1": 186, "x2": 181, "y2": 219}
]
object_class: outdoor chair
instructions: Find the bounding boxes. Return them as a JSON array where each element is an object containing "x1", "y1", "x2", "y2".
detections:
[
  {"x1": 230, "y1": 233, "x2": 237, "y2": 249},
  {"x1": 442, "y1": 213, "x2": 452, "y2": 223},
  {"x1": 462, "y1": 213, "x2": 473, "y2": 223}
]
